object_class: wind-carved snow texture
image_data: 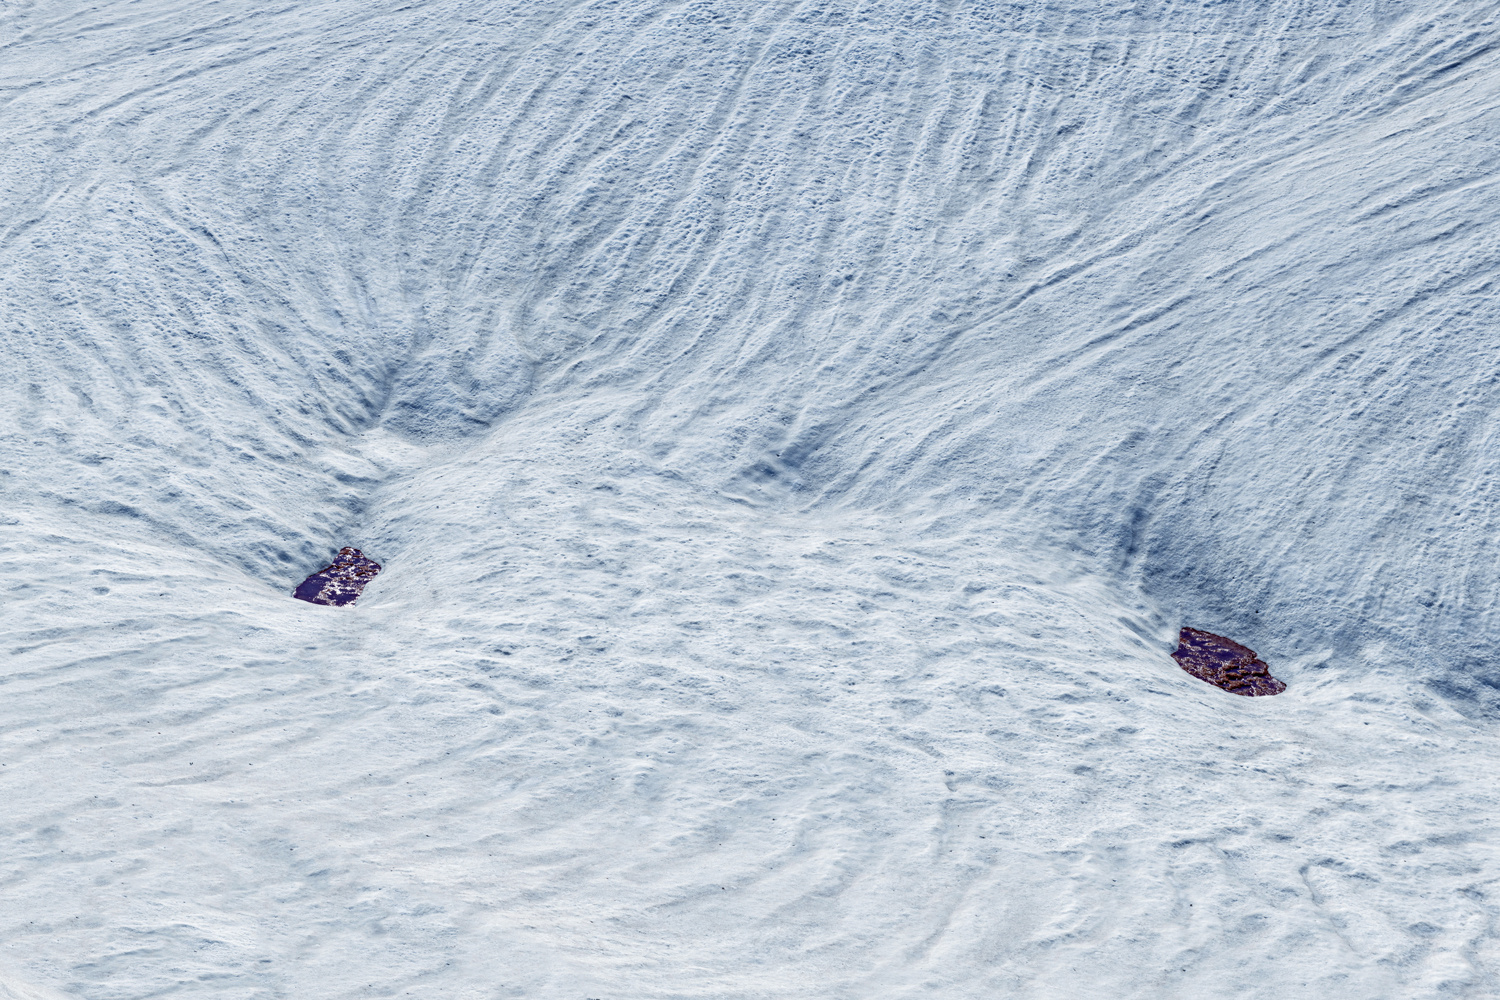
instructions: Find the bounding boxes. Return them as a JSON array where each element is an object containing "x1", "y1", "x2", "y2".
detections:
[
  {"x1": 0, "y1": 967, "x2": 73, "y2": 1000},
  {"x1": 1171, "y1": 628, "x2": 1287, "y2": 698},
  {"x1": 4, "y1": 1, "x2": 1500, "y2": 997},
  {"x1": 291, "y1": 548, "x2": 382, "y2": 607}
]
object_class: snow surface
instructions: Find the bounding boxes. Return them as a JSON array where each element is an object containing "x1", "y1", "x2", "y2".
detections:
[{"x1": 4, "y1": 0, "x2": 1500, "y2": 996}]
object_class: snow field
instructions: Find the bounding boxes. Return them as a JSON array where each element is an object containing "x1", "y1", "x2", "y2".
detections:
[{"x1": 4, "y1": 0, "x2": 1500, "y2": 996}]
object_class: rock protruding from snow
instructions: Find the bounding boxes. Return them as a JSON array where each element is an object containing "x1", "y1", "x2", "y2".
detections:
[
  {"x1": 1171, "y1": 627, "x2": 1286, "y2": 697},
  {"x1": 293, "y1": 548, "x2": 382, "y2": 607}
]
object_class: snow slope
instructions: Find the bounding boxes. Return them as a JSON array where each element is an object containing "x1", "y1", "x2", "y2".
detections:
[{"x1": 3, "y1": 0, "x2": 1500, "y2": 996}]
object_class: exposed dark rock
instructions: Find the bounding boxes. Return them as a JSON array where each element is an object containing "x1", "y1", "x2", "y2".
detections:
[
  {"x1": 293, "y1": 548, "x2": 381, "y2": 606},
  {"x1": 1171, "y1": 627, "x2": 1286, "y2": 696}
]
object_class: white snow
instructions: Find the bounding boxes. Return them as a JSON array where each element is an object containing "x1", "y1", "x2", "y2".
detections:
[{"x1": 3, "y1": 0, "x2": 1500, "y2": 996}]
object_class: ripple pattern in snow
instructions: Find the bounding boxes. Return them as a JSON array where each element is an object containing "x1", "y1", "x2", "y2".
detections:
[{"x1": 3, "y1": 1, "x2": 1500, "y2": 997}]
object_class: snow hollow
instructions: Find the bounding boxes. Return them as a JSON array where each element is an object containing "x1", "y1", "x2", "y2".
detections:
[{"x1": 3, "y1": 1, "x2": 1500, "y2": 996}]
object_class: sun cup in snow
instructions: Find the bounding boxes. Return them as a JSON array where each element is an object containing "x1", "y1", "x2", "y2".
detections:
[
  {"x1": 293, "y1": 547, "x2": 381, "y2": 606},
  {"x1": 1171, "y1": 626, "x2": 1286, "y2": 696}
]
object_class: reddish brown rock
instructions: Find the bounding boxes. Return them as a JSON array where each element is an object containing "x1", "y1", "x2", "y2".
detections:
[
  {"x1": 1171, "y1": 627, "x2": 1285, "y2": 696},
  {"x1": 293, "y1": 547, "x2": 381, "y2": 607}
]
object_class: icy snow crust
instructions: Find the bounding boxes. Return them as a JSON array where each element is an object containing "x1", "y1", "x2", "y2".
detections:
[{"x1": 4, "y1": 0, "x2": 1500, "y2": 996}]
